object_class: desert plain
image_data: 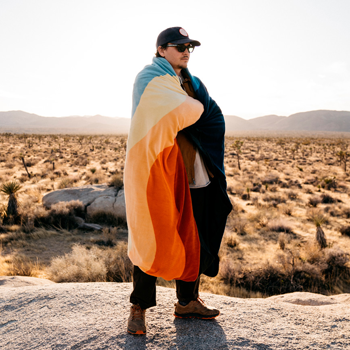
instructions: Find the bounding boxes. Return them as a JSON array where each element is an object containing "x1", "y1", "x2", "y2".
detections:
[{"x1": 0, "y1": 132, "x2": 350, "y2": 298}]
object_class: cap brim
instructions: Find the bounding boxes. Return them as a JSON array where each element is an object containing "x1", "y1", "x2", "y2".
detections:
[{"x1": 168, "y1": 38, "x2": 201, "y2": 46}]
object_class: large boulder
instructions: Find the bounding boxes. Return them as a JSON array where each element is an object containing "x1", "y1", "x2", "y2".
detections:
[{"x1": 42, "y1": 185, "x2": 126, "y2": 221}]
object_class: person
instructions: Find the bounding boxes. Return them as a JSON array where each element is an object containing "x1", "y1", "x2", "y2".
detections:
[{"x1": 124, "y1": 27, "x2": 232, "y2": 335}]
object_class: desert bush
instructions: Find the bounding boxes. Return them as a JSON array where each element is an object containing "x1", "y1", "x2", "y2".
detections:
[
  {"x1": 230, "y1": 217, "x2": 249, "y2": 235},
  {"x1": 85, "y1": 173, "x2": 104, "y2": 185},
  {"x1": 262, "y1": 174, "x2": 279, "y2": 185},
  {"x1": 220, "y1": 246, "x2": 350, "y2": 296},
  {"x1": 2, "y1": 255, "x2": 43, "y2": 277},
  {"x1": 104, "y1": 243, "x2": 133, "y2": 282},
  {"x1": 308, "y1": 195, "x2": 321, "y2": 207},
  {"x1": 225, "y1": 233, "x2": 239, "y2": 249},
  {"x1": 324, "y1": 205, "x2": 342, "y2": 217},
  {"x1": 323, "y1": 248, "x2": 350, "y2": 279},
  {"x1": 88, "y1": 210, "x2": 125, "y2": 227},
  {"x1": 262, "y1": 193, "x2": 287, "y2": 206},
  {"x1": 58, "y1": 178, "x2": 74, "y2": 189},
  {"x1": 279, "y1": 204, "x2": 293, "y2": 216},
  {"x1": 320, "y1": 177, "x2": 337, "y2": 190},
  {"x1": 248, "y1": 211, "x2": 269, "y2": 228},
  {"x1": 108, "y1": 174, "x2": 123, "y2": 189},
  {"x1": 267, "y1": 219, "x2": 293, "y2": 233},
  {"x1": 48, "y1": 245, "x2": 107, "y2": 282},
  {"x1": 338, "y1": 226, "x2": 350, "y2": 237},
  {"x1": 278, "y1": 232, "x2": 288, "y2": 250},
  {"x1": 32, "y1": 200, "x2": 84, "y2": 229},
  {"x1": 47, "y1": 242, "x2": 132, "y2": 283},
  {"x1": 321, "y1": 193, "x2": 339, "y2": 204},
  {"x1": 286, "y1": 190, "x2": 299, "y2": 200},
  {"x1": 269, "y1": 185, "x2": 279, "y2": 192},
  {"x1": 342, "y1": 207, "x2": 350, "y2": 218}
]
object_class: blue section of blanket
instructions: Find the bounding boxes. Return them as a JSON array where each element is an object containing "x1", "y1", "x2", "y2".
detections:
[{"x1": 132, "y1": 57, "x2": 177, "y2": 117}]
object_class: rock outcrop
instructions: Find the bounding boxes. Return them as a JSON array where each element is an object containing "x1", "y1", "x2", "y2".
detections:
[
  {"x1": 42, "y1": 184, "x2": 126, "y2": 220},
  {"x1": 1, "y1": 277, "x2": 349, "y2": 349}
]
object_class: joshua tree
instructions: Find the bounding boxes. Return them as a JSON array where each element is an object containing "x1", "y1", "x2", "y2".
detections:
[
  {"x1": 336, "y1": 150, "x2": 349, "y2": 172},
  {"x1": 20, "y1": 153, "x2": 31, "y2": 178},
  {"x1": 0, "y1": 181, "x2": 22, "y2": 218},
  {"x1": 232, "y1": 140, "x2": 243, "y2": 170},
  {"x1": 312, "y1": 213, "x2": 327, "y2": 249}
]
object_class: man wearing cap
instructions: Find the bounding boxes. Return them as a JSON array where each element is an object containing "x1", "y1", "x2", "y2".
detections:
[{"x1": 124, "y1": 27, "x2": 232, "y2": 335}]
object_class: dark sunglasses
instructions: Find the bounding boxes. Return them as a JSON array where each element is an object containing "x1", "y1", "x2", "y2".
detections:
[{"x1": 167, "y1": 44, "x2": 195, "y2": 53}]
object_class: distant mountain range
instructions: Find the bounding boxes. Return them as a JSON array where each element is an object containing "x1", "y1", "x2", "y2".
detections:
[{"x1": 1, "y1": 110, "x2": 350, "y2": 134}]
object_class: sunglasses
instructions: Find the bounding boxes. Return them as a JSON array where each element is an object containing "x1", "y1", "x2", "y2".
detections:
[{"x1": 167, "y1": 44, "x2": 195, "y2": 53}]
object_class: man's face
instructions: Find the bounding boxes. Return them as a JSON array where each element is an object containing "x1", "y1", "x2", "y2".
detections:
[{"x1": 158, "y1": 43, "x2": 191, "y2": 73}]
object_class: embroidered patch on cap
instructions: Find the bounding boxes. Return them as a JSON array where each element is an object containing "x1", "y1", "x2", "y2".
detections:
[{"x1": 179, "y1": 28, "x2": 188, "y2": 37}]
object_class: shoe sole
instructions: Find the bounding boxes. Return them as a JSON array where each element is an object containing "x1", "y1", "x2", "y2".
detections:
[
  {"x1": 174, "y1": 311, "x2": 220, "y2": 320},
  {"x1": 127, "y1": 328, "x2": 146, "y2": 335}
]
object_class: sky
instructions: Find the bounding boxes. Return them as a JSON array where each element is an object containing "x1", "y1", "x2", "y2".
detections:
[{"x1": 0, "y1": 0, "x2": 349, "y2": 119}]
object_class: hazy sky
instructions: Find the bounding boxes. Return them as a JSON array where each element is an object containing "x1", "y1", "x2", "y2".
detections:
[{"x1": 0, "y1": 0, "x2": 349, "y2": 119}]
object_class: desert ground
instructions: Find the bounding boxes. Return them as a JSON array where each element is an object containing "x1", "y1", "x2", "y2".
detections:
[{"x1": 1, "y1": 133, "x2": 350, "y2": 297}]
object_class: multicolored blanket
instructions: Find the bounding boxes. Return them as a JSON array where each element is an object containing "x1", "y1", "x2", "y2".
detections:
[{"x1": 125, "y1": 57, "x2": 232, "y2": 282}]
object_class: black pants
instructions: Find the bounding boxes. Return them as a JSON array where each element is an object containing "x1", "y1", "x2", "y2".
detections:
[
  {"x1": 130, "y1": 186, "x2": 209, "y2": 310},
  {"x1": 130, "y1": 266, "x2": 200, "y2": 309}
]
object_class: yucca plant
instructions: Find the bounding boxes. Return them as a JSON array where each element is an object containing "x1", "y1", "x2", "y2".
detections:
[
  {"x1": 0, "y1": 181, "x2": 22, "y2": 218},
  {"x1": 312, "y1": 213, "x2": 327, "y2": 249}
]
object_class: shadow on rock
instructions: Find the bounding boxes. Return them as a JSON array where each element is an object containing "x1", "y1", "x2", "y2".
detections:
[{"x1": 174, "y1": 318, "x2": 228, "y2": 349}]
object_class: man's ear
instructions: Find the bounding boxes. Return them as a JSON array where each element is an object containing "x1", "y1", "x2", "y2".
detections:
[{"x1": 158, "y1": 46, "x2": 166, "y2": 57}]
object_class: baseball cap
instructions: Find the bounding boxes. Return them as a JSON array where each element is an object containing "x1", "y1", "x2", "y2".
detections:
[{"x1": 156, "y1": 27, "x2": 201, "y2": 48}]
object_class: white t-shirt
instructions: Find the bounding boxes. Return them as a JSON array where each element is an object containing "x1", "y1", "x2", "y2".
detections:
[{"x1": 189, "y1": 150, "x2": 211, "y2": 189}]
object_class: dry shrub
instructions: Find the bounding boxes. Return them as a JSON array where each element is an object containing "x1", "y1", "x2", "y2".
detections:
[
  {"x1": 230, "y1": 217, "x2": 249, "y2": 235},
  {"x1": 85, "y1": 173, "x2": 104, "y2": 185},
  {"x1": 47, "y1": 242, "x2": 132, "y2": 283},
  {"x1": 104, "y1": 243, "x2": 133, "y2": 282},
  {"x1": 32, "y1": 200, "x2": 84, "y2": 229},
  {"x1": 108, "y1": 174, "x2": 123, "y2": 189},
  {"x1": 225, "y1": 232, "x2": 239, "y2": 249},
  {"x1": 48, "y1": 245, "x2": 107, "y2": 282},
  {"x1": 262, "y1": 174, "x2": 279, "y2": 184},
  {"x1": 338, "y1": 225, "x2": 350, "y2": 237},
  {"x1": 324, "y1": 205, "x2": 342, "y2": 217},
  {"x1": 88, "y1": 210, "x2": 125, "y2": 226},
  {"x1": 341, "y1": 207, "x2": 350, "y2": 218},
  {"x1": 308, "y1": 195, "x2": 321, "y2": 207},
  {"x1": 279, "y1": 203, "x2": 293, "y2": 216},
  {"x1": 278, "y1": 232, "x2": 287, "y2": 250},
  {"x1": 267, "y1": 218, "x2": 293, "y2": 234},
  {"x1": 321, "y1": 193, "x2": 338, "y2": 204},
  {"x1": 248, "y1": 211, "x2": 269, "y2": 228},
  {"x1": 269, "y1": 185, "x2": 279, "y2": 192},
  {"x1": 58, "y1": 178, "x2": 74, "y2": 189},
  {"x1": 262, "y1": 193, "x2": 287, "y2": 206},
  {"x1": 220, "y1": 245, "x2": 350, "y2": 296},
  {"x1": 3, "y1": 255, "x2": 43, "y2": 277},
  {"x1": 286, "y1": 190, "x2": 299, "y2": 200}
]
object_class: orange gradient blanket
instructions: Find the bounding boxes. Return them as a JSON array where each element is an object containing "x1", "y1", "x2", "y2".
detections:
[{"x1": 124, "y1": 58, "x2": 204, "y2": 281}]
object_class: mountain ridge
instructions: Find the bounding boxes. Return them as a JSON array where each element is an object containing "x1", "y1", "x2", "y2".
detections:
[{"x1": 1, "y1": 109, "x2": 350, "y2": 134}]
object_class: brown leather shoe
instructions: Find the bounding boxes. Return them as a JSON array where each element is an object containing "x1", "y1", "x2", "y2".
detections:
[
  {"x1": 174, "y1": 297, "x2": 220, "y2": 319},
  {"x1": 127, "y1": 304, "x2": 146, "y2": 335}
]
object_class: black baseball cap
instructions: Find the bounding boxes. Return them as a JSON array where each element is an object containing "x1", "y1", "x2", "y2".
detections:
[{"x1": 156, "y1": 27, "x2": 201, "y2": 48}]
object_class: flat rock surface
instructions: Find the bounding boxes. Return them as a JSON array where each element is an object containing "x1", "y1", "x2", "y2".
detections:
[
  {"x1": 0, "y1": 276, "x2": 55, "y2": 288},
  {"x1": 1, "y1": 279, "x2": 349, "y2": 349}
]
